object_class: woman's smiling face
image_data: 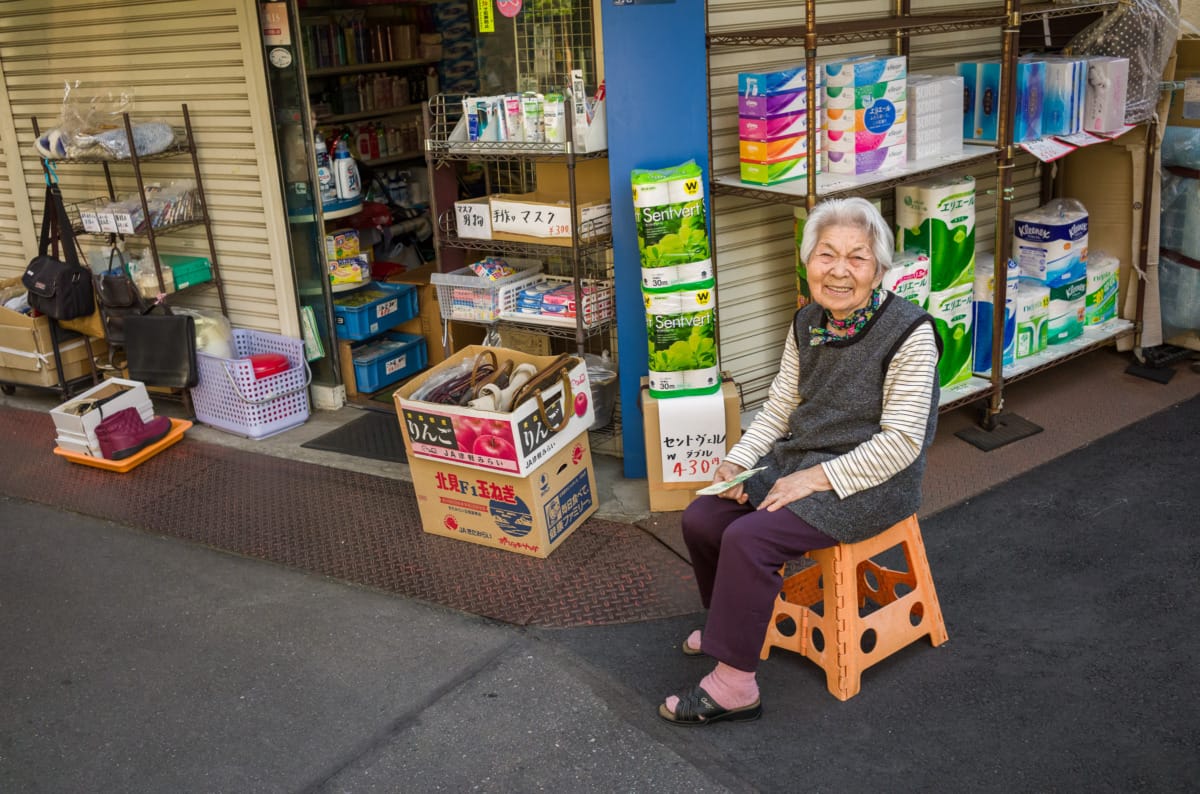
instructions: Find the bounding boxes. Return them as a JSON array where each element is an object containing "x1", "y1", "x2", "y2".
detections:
[{"x1": 805, "y1": 224, "x2": 882, "y2": 320}]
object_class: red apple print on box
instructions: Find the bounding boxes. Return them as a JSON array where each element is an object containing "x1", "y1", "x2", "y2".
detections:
[
  {"x1": 574, "y1": 391, "x2": 588, "y2": 417},
  {"x1": 444, "y1": 515, "x2": 458, "y2": 530},
  {"x1": 497, "y1": 0, "x2": 522, "y2": 18},
  {"x1": 474, "y1": 434, "x2": 517, "y2": 461},
  {"x1": 572, "y1": 444, "x2": 583, "y2": 465}
]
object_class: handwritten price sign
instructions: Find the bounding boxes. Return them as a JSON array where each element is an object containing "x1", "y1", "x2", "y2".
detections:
[{"x1": 657, "y1": 391, "x2": 728, "y2": 484}]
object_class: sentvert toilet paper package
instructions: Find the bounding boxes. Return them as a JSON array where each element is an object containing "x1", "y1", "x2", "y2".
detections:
[
  {"x1": 895, "y1": 175, "x2": 976, "y2": 293},
  {"x1": 1013, "y1": 198, "x2": 1088, "y2": 287},
  {"x1": 929, "y1": 285, "x2": 973, "y2": 388},
  {"x1": 632, "y1": 161, "x2": 713, "y2": 291},
  {"x1": 644, "y1": 287, "x2": 719, "y2": 398},
  {"x1": 971, "y1": 253, "x2": 1018, "y2": 374},
  {"x1": 1016, "y1": 276, "x2": 1049, "y2": 359},
  {"x1": 1085, "y1": 251, "x2": 1119, "y2": 325},
  {"x1": 883, "y1": 251, "x2": 931, "y2": 309}
]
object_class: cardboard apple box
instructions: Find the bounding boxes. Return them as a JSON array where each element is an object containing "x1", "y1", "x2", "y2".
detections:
[
  {"x1": 394, "y1": 345, "x2": 594, "y2": 476},
  {"x1": 409, "y1": 433, "x2": 597, "y2": 558}
]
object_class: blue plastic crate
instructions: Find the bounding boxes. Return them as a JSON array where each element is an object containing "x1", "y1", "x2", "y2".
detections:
[
  {"x1": 333, "y1": 281, "x2": 419, "y2": 341},
  {"x1": 351, "y1": 332, "x2": 427, "y2": 393}
]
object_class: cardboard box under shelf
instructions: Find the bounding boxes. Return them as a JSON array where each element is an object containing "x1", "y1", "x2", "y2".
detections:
[
  {"x1": 641, "y1": 378, "x2": 742, "y2": 513},
  {"x1": 0, "y1": 309, "x2": 105, "y2": 388},
  {"x1": 1167, "y1": 38, "x2": 1199, "y2": 130},
  {"x1": 488, "y1": 158, "x2": 612, "y2": 247},
  {"x1": 410, "y1": 433, "x2": 596, "y2": 558}
]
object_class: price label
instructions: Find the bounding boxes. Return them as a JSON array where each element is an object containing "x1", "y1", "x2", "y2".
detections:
[
  {"x1": 657, "y1": 391, "x2": 728, "y2": 484},
  {"x1": 490, "y1": 198, "x2": 572, "y2": 240},
  {"x1": 375, "y1": 298, "x2": 398, "y2": 320},
  {"x1": 1019, "y1": 137, "x2": 1076, "y2": 163}
]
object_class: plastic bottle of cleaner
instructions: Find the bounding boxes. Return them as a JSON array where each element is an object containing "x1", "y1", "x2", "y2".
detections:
[
  {"x1": 314, "y1": 132, "x2": 337, "y2": 206},
  {"x1": 333, "y1": 137, "x2": 361, "y2": 200}
]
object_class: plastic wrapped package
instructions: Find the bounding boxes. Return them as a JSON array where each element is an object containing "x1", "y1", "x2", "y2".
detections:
[
  {"x1": 1158, "y1": 251, "x2": 1200, "y2": 337},
  {"x1": 1160, "y1": 170, "x2": 1200, "y2": 259},
  {"x1": 583, "y1": 352, "x2": 618, "y2": 430},
  {"x1": 173, "y1": 307, "x2": 235, "y2": 360},
  {"x1": 1161, "y1": 125, "x2": 1200, "y2": 168},
  {"x1": 32, "y1": 81, "x2": 176, "y2": 160},
  {"x1": 1066, "y1": 0, "x2": 1179, "y2": 124}
]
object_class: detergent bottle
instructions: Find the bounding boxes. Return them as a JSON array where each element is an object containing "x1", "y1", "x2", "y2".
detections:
[
  {"x1": 313, "y1": 131, "x2": 337, "y2": 206},
  {"x1": 333, "y1": 137, "x2": 362, "y2": 201}
]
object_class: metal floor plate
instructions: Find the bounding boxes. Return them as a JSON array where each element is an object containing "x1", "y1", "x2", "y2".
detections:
[{"x1": 1, "y1": 407, "x2": 700, "y2": 627}]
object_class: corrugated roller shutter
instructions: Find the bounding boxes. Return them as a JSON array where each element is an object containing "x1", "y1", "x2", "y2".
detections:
[
  {"x1": 0, "y1": 0, "x2": 294, "y2": 334},
  {"x1": 708, "y1": 0, "x2": 1023, "y2": 408}
]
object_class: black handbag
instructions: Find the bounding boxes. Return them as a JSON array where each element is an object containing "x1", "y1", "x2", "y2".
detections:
[
  {"x1": 123, "y1": 304, "x2": 198, "y2": 388},
  {"x1": 94, "y1": 265, "x2": 151, "y2": 347},
  {"x1": 22, "y1": 183, "x2": 95, "y2": 321}
]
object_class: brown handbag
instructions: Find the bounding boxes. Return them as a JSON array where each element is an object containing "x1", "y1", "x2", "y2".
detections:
[{"x1": 510, "y1": 353, "x2": 578, "y2": 433}]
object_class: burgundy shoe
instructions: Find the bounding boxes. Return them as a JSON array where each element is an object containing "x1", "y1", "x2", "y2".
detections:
[{"x1": 95, "y1": 407, "x2": 172, "y2": 460}]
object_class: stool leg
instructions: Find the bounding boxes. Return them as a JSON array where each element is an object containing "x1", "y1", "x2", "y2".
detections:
[{"x1": 826, "y1": 543, "x2": 862, "y2": 701}]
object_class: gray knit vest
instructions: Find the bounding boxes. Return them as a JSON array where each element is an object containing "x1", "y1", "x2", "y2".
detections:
[{"x1": 741, "y1": 293, "x2": 939, "y2": 543}]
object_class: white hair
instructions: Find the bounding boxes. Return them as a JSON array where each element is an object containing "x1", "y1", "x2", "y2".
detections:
[{"x1": 799, "y1": 197, "x2": 894, "y2": 278}]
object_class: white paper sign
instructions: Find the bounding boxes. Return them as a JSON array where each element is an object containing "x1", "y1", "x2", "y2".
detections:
[
  {"x1": 1055, "y1": 130, "x2": 1105, "y2": 148},
  {"x1": 490, "y1": 198, "x2": 573, "y2": 239},
  {"x1": 454, "y1": 199, "x2": 492, "y2": 239},
  {"x1": 1019, "y1": 137, "x2": 1076, "y2": 163},
  {"x1": 658, "y1": 391, "x2": 728, "y2": 484}
]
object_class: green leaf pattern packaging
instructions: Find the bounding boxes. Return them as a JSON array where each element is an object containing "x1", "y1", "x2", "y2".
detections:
[{"x1": 632, "y1": 161, "x2": 720, "y2": 398}]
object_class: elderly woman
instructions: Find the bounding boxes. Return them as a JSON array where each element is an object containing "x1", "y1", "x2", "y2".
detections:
[{"x1": 659, "y1": 196, "x2": 941, "y2": 726}]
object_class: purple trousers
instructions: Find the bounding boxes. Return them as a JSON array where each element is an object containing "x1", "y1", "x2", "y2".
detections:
[{"x1": 681, "y1": 494, "x2": 837, "y2": 672}]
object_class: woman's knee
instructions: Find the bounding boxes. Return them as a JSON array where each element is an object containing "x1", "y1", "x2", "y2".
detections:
[{"x1": 681, "y1": 495, "x2": 736, "y2": 547}]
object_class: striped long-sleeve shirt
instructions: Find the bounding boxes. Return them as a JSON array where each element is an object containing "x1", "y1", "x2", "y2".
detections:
[{"x1": 725, "y1": 320, "x2": 938, "y2": 498}]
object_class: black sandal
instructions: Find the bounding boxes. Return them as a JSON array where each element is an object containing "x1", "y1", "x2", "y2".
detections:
[{"x1": 657, "y1": 685, "x2": 762, "y2": 726}]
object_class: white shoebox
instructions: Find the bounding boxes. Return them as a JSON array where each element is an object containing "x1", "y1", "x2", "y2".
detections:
[{"x1": 51, "y1": 378, "x2": 154, "y2": 456}]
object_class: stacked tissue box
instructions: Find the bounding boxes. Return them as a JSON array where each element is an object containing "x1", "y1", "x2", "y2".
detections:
[
  {"x1": 823, "y1": 55, "x2": 907, "y2": 175},
  {"x1": 1013, "y1": 199, "x2": 1089, "y2": 345},
  {"x1": 907, "y1": 74, "x2": 964, "y2": 161},
  {"x1": 959, "y1": 59, "x2": 1043, "y2": 143},
  {"x1": 1083, "y1": 57, "x2": 1129, "y2": 134},
  {"x1": 1035, "y1": 56, "x2": 1087, "y2": 137},
  {"x1": 738, "y1": 66, "x2": 822, "y2": 185}
]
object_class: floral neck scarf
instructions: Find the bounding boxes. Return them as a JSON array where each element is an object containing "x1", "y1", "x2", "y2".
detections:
[{"x1": 809, "y1": 287, "x2": 885, "y2": 346}]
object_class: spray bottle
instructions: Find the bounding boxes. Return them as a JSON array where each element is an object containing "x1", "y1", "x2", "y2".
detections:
[
  {"x1": 314, "y1": 131, "x2": 337, "y2": 206},
  {"x1": 333, "y1": 137, "x2": 362, "y2": 201}
]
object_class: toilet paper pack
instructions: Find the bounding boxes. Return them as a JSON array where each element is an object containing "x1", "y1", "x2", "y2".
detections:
[
  {"x1": 1013, "y1": 200, "x2": 1088, "y2": 286},
  {"x1": 895, "y1": 175, "x2": 976, "y2": 293},
  {"x1": 882, "y1": 251, "x2": 931, "y2": 309},
  {"x1": 971, "y1": 253, "x2": 1018, "y2": 374},
  {"x1": 1047, "y1": 276, "x2": 1087, "y2": 344},
  {"x1": 930, "y1": 285, "x2": 974, "y2": 387},
  {"x1": 1085, "y1": 252, "x2": 1119, "y2": 325},
  {"x1": 1015, "y1": 276, "x2": 1049, "y2": 359}
]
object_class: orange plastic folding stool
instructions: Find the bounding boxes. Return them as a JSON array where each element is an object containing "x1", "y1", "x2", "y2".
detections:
[{"x1": 759, "y1": 514, "x2": 947, "y2": 700}]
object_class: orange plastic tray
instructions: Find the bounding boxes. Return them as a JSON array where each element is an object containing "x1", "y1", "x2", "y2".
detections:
[{"x1": 52, "y1": 418, "x2": 193, "y2": 473}]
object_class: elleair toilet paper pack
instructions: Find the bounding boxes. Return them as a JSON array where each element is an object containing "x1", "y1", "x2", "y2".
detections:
[
  {"x1": 929, "y1": 286, "x2": 974, "y2": 388},
  {"x1": 883, "y1": 251, "x2": 931, "y2": 309},
  {"x1": 895, "y1": 175, "x2": 976, "y2": 294}
]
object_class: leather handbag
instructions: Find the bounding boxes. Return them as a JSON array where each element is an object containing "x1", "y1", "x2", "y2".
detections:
[
  {"x1": 510, "y1": 353, "x2": 578, "y2": 433},
  {"x1": 94, "y1": 266, "x2": 151, "y2": 347},
  {"x1": 123, "y1": 304, "x2": 198, "y2": 388},
  {"x1": 22, "y1": 183, "x2": 95, "y2": 321}
]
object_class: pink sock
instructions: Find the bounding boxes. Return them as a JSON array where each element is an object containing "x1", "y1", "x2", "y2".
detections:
[
  {"x1": 664, "y1": 662, "x2": 759, "y2": 715},
  {"x1": 685, "y1": 629, "x2": 702, "y2": 653}
]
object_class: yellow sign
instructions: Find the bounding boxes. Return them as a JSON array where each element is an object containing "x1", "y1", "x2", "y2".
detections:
[{"x1": 477, "y1": 0, "x2": 495, "y2": 33}]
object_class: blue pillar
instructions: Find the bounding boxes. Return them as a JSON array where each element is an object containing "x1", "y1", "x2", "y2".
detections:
[{"x1": 599, "y1": 0, "x2": 709, "y2": 479}]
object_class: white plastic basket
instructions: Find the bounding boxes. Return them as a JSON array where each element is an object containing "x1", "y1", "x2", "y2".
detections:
[
  {"x1": 498, "y1": 275, "x2": 615, "y2": 329},
  {"x1": 190, "y1": 329, "x2": 311, "y2": 439},
  {"x1": 430, "y1": 258, "x2": 542, "y2": 322}
]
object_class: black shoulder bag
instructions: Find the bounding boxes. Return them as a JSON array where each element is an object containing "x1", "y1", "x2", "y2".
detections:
[{"x1": 22, "y1": 183, "x2": 95, "y2": 321}]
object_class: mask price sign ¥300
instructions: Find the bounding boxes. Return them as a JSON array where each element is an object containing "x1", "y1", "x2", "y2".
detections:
[{"x1": 657, "y1": 391, "x2": 727, "y2": 484}]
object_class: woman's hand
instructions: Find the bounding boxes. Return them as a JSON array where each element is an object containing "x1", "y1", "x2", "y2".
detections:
[
  {"x1": 711, "y1": 461, "x2": 748, "y2": 503},
  {"x1": 757, "y1": 465, "x2": 832, "y2": 512}
]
